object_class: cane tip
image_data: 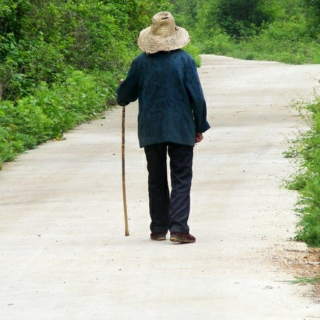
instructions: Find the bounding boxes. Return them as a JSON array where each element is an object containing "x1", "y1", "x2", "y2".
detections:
[{"x1": 125, "y1": 232, "x2": 129, "y2": 236}]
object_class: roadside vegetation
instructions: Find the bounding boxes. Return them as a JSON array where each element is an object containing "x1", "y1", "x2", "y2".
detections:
[
  {"x1": 285, "y1": 97, "x2": 320, "y2": 247},
  {"x1": 172, "y1": 0, "x2": 320, "y2": 64},
  {"x1": 2, "y1": 0, "x2": 320, "y2": 247},
  {"x1": 0, "y1": 0, "x2": 171, "y2": 168}
]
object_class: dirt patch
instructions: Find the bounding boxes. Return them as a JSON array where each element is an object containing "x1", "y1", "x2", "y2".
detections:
[{"x1": 272, "y1": 242, "x2": 320, "y2": 302}]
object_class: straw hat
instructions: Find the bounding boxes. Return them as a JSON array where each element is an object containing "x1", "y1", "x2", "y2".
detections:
[{"x1": 138, "y1": 11, "x2": 190, "y2": 54}]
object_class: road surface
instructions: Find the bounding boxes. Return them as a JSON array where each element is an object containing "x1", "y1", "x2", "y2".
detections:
[{"x1": 1, "y1": 55, "x2": 320, "y2": 319}]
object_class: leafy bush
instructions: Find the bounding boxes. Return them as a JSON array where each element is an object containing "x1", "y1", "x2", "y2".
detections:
[
  {"x1": 0, "y1": 69, "x2": 115, "y2": 166},
  {"x1": 196, "y1": 13, "x2": 318, "y2": 64},
  {"x1": 198, "y1": 30, "x2": 234, "y2": 55},
  {"x1": 305, "y1": 0, "x2": 320, "y2": 37},
  {"x1": 216, "y1": 0, "x2": 277, "y2": 38},
  {"x1": 285, "y1": 95, "x2": 320, "y2": 246}
]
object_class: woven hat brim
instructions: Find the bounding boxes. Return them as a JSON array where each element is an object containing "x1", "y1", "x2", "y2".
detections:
[{"x1": 138, "y1": 26, "x2": 190, "y2": 54}]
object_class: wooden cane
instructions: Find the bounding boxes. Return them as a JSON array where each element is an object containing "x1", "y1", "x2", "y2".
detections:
[{"x1": 122, "y1": 106, "x2": 129, "y2": 236}]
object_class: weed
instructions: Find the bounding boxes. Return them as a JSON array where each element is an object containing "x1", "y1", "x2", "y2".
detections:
[
  {"x1": 290, "y1": 276, "x2": 320, "y2": 284},
  {"x1": 286, "y1": 93, "x2": 320, "y2": 247}
]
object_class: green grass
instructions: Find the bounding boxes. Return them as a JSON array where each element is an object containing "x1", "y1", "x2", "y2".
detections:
[{"x1": 289, "y1": 276, "x2": 320, "y2": 284}]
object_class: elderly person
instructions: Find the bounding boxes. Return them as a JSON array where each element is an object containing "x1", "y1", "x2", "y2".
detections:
[{"x1": 117, "y1": 11, "x2": 210, "y2": 243}]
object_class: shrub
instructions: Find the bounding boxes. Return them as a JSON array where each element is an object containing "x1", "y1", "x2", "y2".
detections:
[
  {"x1": 216, "y1": 0, "x2": 277, "y2": 38},
  {"x1": 0, "y1": 69, "x2": 115, "y2": 166},
  {"x1": 287, "y1": 95, "x2": 320, "y2": 246}
]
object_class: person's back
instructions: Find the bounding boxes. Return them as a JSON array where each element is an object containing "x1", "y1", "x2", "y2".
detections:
[{"x1": 117, "y1": 49, "x2": 209, "y2": 147}]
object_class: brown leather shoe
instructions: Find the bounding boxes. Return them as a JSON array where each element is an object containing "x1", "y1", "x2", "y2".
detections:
[
  {"x1": 150, "y1": 232, "x2": 167, "y2": 241},
  {"x1": 170, "y1": 232, "x2": 196, "y2": 243}
]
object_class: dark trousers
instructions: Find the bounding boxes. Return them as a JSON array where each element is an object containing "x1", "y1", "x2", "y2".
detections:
[{"x1": 144, "y1": 143, "x2": 193, "y2": 234}]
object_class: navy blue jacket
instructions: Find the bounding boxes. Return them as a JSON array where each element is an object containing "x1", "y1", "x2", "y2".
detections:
[{"x1": 116, "y1": 50, "x2": 210, "y2": 147}]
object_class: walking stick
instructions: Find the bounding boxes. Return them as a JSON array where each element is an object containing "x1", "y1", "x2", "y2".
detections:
[{"x1": 122, "y1": 105, "x2": 129, "y2": 236}]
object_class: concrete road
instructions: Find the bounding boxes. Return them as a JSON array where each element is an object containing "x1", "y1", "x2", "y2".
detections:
[{"x1": 1, "y1": 55, "x2": 320, "y2": 319}]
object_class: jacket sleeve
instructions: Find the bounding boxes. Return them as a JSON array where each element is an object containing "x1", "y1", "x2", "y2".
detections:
[
  {"x1": 116, "y1": 57, "x2": 140, "y2": 106},
  {"x1": 184, "y1": 57, "x2": 210, "y2": 133}
]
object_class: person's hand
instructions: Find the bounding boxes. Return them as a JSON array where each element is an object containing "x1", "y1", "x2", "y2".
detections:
[
  {"x1": 195, "y1": 133, "x2": 203, "y2": 143},
  {"x1": 118, "y1": 79, "x2": 124, "y2": 85}
]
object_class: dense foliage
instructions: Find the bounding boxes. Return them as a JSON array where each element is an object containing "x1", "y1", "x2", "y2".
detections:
[
  {"x1": 0, "y1": 0, "x2": 170, "y2": 167},
  {"x1": 215, "y1": 0, "x2": 275, "y2": 38},
  {"x1": 172, "y1": 0, "x2": 319, "y2": 64},
  {"x1": 305, "y1": 0, "x2": 320, "y2": 36}
]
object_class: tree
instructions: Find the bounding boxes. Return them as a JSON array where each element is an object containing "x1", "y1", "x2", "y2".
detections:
[
  {"x1": 216, "y1": 0, "x2": 276, "y2": 38},
  {"x1": 305, "y1": 0, "x2": 320, "y2": 37}
]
